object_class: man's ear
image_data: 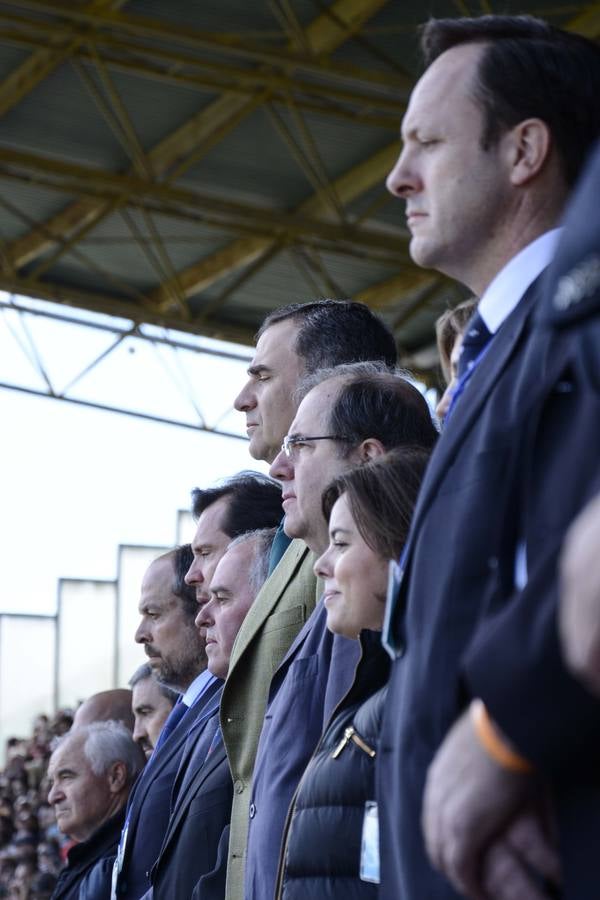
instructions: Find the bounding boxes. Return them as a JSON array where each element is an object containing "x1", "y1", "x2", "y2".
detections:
[
  {"x1": 107, "y1": 761, "x2": 128, "y2": 794},
  {"x1": 507, "y1": 118, "x2": 552, "y2": 186},
  {"x1": 357, "y1": 438, "x2": 386, "y2": 462}
]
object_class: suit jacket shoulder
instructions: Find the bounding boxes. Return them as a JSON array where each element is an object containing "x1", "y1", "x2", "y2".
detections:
[
  {"x1": 151, "y1": 738, "x2": 233, "y2": 900},
  {"x1": 220, "y1": 540, "x2": 319, "y2": 900}
]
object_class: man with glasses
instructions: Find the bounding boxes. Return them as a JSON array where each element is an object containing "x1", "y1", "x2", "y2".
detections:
[
  {"x1": 243, "y1": 362, "x2": 437, "y2": 900},
  {"x1": 224, "y1": 300, "x2": 398, "y2": 900}
]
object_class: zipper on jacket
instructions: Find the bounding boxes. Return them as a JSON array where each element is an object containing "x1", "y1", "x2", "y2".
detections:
[{"x1": 331, "y1": 726, "x2": 376, "y2": 759}]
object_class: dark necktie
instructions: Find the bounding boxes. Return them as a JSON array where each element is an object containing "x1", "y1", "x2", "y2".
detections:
[
  {"x1": 154, "y1": 698, "x2": 187, "y2": 752},
  {"x1": 267, "y1": 521, "x2": 291, "y2": 575},
  {"x1": 457, "y1": 310, "x2": 492, "y2": 379}
]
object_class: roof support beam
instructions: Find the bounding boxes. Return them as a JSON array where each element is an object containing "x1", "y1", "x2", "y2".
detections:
[
  {"x1": 566, "y1": 4, "x2": 600, "y2": 38},
  {"x1": 355, "y1": 269, "x2": 441, "y2": 309},
  {"x1": 11, "y1": 0, "x2": 403, "y2": 89},
  {"x1": 0, "y1": 275, "x2": 256, "y2": 345},
  {"x1": 0, "y1": 0, "x2": 125, "y2": 118},
  {"x1": 7, "y1": 0, "x2": 395, "y2": 273},
  {"x1": 0, "y1": 147, "x2": 408, "y2": 257},
  {"x1": 150, "y1": 141, "x2": 403, "y2": 309}
]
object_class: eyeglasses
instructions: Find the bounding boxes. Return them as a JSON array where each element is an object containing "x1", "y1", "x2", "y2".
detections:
[{"x1": 281, "y1": 434, "x2": 349, "y2": 458}]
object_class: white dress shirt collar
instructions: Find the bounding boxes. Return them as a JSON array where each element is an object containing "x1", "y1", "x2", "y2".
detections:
[
  {"x1": 181, "y1": 668, "x2": 216, "y2": 707},
  {"x1": 478, "y1": 228, "x2": 562, "y2": 334}
]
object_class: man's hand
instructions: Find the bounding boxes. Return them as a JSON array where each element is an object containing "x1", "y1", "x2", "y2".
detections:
[
  {"x1": 422, "y1": 709, "x2": 535, "y2": 898},
  {"x1": 560, "y1": 491, "x2": 600, "y2": 695},
  {"x1": 480, "y1": 806, "x2": 561, "y2": 900}
]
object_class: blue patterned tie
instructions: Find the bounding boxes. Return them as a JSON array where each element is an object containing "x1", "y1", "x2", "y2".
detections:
[
  {"x1": 153, "y1": 697, "x2": 186, "y2": 752},
  {"x1": 457, "y1": 311, "x2": 492, "y2": 379}
]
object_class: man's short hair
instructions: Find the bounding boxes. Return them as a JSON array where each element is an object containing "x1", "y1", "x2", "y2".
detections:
[
  {"x1": 256, "y1": 299, "x2": 398, "y2": 374},
  {"x1": 299, "y1": 362, "x2": 438, "y2": 456},
  {"x1": 227, "y1": 528, "x2": 278, "y2": 595},
  {"x1": 191, "y1": 471, "x2": 282, "y2": 535},
  {"x1": 128, "y1": 663, "x2": 178, "y2": 705},
  {"x1": 56, "y1": 721, "x2": 142, "y2": 784},
  {"x1": 170, "y1": 544, "x2": 197, "y2": 621},
  {"x1": 421, "y1": 15, "x2": 600, "y2": 186}
]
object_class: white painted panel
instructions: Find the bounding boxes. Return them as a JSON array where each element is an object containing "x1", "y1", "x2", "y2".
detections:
[
  {"x1": 116, "y1": 545, "x2": 167, "y2": 686},
  {"x1": 57, "y1": 579, "x2": 116, "y2": 708},
  {"x1": 176, "y1": 509, "x2": 195, "y2": 545}
]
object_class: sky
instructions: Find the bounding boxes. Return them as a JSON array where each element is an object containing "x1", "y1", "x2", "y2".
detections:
[{"x1": 0, "y1": 295, "x2": 263, "y2": 617}]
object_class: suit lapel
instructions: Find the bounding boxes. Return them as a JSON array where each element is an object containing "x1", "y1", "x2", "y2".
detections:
[
  {"x1": 171, "y1": 689, "x2": 223, "y2": 800},
  {"x1": 227, "y1": 539, "x2": 310, "y2": 672},
  {"x1": 409, "y1": 279, "x2": 539, "y2": 540},
  {"x1": 160, "y1": 742, "x2": 228, "y2": 856},
  {"x1": 125, "y1": 681, "x2": 221, "y2": 846}
]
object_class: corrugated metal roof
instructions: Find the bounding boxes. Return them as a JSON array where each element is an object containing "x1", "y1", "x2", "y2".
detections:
[{"x1": 0, "y1": 0, "x2": 595, "y2": 380}]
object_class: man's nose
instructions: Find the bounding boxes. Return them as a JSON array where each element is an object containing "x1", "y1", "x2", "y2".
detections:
[
  {"x1": 185, "y1": 558, "x2": 203, "y2": 586},
  {"x1": 234, "y1": 380, "x2": 256, "y2": 412},
  {"x1": 269, "y1": 449, "x2": 293, "y2": 482},
  {"x1": 386, "y1": 148, "x2": 418, "y2": 198},
  {"x1": 134, "y1": 621, "x2": 149, "y2": 644},
  {"x1": 195, "y1": 598, "x2": 214, "y2": 631}
]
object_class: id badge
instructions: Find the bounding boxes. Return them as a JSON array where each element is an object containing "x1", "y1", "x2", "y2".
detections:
[
  {"x1": 360, "y1": 801, "x2": 380, "y2": 884},
  {"x1": 111, "y1": 821, "x2": 128, "y2": 899}
]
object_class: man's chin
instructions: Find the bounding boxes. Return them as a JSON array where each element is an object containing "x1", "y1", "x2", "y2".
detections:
[
  {"x1": 248, "y1": 432, "x2": 269, "y2": 462},
  {"x1": 155, "y1": 670, "x2": 177, "y2": 689},
  {"x1": 408, "y1": 237, "x2": 433, "y2": 269},
  {"x1": 282, "y1": 515, "x2": 303, "y2": 541}
]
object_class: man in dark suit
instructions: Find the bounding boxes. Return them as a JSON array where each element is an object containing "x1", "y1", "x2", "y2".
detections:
[
  {"x1": 379, "y1": 16, "x2": 600, "y2": 900},
  {"x1": 555, "y1": 148, "x2": 600, "y2": 698},
  {"x1": 243, "y1": 364, "x2": 438, "y2": 900},
  {"x1": 111, "y1": 474, "x2": 283, "y2": 900},
  {"x1": 146, "y1": 529, "x2": 276, "y2": 899}
]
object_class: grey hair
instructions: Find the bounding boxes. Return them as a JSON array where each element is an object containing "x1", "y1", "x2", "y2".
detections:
[
  {"x1": 295, "y1": 360, "x2": 412, "y2": 404},
  {"x1": 227, "y1": 528, "x2": 278, "y2": 594},
  {"x1": 57, "y1": 721, "x2": 143, "y2": 783},
  {"x1": 128, "y1": 663, "x2": 179, "y2": 705}
]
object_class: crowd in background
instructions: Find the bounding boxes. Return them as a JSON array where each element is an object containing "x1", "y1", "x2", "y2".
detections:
[{"x1": 0, "y1": 712, "x2": 73, "y2": 899}]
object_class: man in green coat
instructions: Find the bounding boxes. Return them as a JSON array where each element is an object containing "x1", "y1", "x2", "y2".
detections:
[{"x1": 223, "y1": 299, "x2": 398, "y2": 899}]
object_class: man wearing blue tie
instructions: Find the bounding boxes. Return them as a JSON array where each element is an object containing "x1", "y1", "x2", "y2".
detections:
[
  {"x1": 145, "y1": 528, "x2": 277, "y2": 900},
  {"x1": 111, "y1": 473, "x2": 282, "y2": 899},
  {"x1": 380, "y1": 14, "x2": 600, "y2": 900}
]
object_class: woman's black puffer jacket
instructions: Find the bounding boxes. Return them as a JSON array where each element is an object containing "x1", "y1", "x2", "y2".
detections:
[{"x1": 276, "y1": 630, "x2": 390, "y2": 900}]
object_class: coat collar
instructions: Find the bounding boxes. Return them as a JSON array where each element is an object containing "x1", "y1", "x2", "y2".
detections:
[{"x1": 226, "y1": 539, "x2": 313, "y2": 673}]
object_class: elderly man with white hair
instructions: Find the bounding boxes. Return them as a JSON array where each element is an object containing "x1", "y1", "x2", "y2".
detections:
[{"x1": 48, "y1": 721, "x2": 142, "y2": 900}]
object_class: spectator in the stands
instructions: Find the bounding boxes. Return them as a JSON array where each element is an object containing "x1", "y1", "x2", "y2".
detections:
[
  {"x1": 128, "y1": 663, "x2": 178, "y2": 759},
  {"x1": 72, "y1": 691, "x2": 135, "y2": 733},
  {"x1": 47, "y1": 721, "x2": 142, "y2": 900}
]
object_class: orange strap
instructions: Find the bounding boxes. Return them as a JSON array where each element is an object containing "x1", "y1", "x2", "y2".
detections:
[{"x1": 471, "y1": 699, "x2": 534, "y2": 774}]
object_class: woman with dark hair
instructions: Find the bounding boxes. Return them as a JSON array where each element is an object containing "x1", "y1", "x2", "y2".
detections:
[
  {"x1": 275, "y1": 445, "x2": 431, "y2": 900},
  {"x1": 435, "y1": 297, "x2": 477, "y2": 424}
]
